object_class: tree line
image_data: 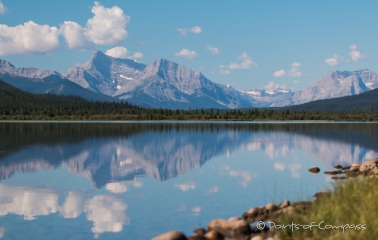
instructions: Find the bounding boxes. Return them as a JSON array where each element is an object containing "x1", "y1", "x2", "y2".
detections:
[{"x1": 1, "y1": 79, "x2": 378, "y2": 121}]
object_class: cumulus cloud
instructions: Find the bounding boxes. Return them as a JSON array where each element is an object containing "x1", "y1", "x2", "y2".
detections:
[
  {"x1": 348, "y1": 44, "x2": 366, "y2": 61},
  {"x1": 60, "y1": 21, "x2": 89, "y2": 50},
  {"x1": 85, "y1": 2, "x2": 129, "y2": 45},
  {"x1": 206, "y1": 44, "x2": 220, "y2": 55},
  {"x1": 324, "y1": 54, "x2": 344, "y2": 66},
  {"x1": 325, "y1": 58, "x2": 339, "y2": 66},
  {"x1": 264, "y1": 81, "x2": 287, "y2": 90},
  {"x1": 0, "y1": 2, "x2": 130, "y2": 56},
  {"x1": 0, "y1": 21, "x2": 60, "y2": 55},
  {"x1": 0, "y1": 184, "x2": 59, "y2": 220},
  {"x1": 0, "y1": 1, "x2": 7, "y2": 15},
  {"x1": 273, "y1": 62, "x2": 303, "y2": 77},
  {"x1": 174, "y1": 49, "x2": 198, "y2": 59},
  {"x1": 273, "y1": 70, "x2": 285, "y2": 77},
  {"x1": 177, "y1": 26, "x2": 202, "y2": 35},
  {"x1": 219, "y1": 52, "x2": 258, "y2": 69},
  {"x1": 86, "y1": 195, "x2": 129, "y2": 238},
  {"x1": 105, "y1": 46, "x2": 143, "y2": 59},
  {"x1": 220, "y1": 69, "x2": 231, "y2": 75},
  {"x1": 59, "y1": 191, "x2": 87, "y2": 219}
]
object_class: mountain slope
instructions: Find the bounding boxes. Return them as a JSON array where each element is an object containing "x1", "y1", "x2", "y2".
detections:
[
  {"x1": 64, "y1": 51, "x2": 252, "y2": 109},
  {"x1": 241, "y1": 88, "x2": 294, "y2": 107},
  {"x1": 289, "y1": 69, "x2": 377, "y2": 106},
  {"x1": 0, "y1": 59, "x2": 63, "y2": 79},
  {"x1": 280, "y1": 87, "x2": 378, "y2": 112},
  {"x1": 0, "y1": 71, "x2": 118, "y2": 102}
]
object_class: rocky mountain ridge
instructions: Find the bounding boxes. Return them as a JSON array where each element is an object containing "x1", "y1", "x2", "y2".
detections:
[{"x1": 1, "y1": 51, "x2": 378, "y2": 109}]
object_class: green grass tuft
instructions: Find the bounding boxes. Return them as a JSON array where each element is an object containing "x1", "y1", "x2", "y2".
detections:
[{"x1": 273, "y1": 177, "x2": 378, "y2": 240}]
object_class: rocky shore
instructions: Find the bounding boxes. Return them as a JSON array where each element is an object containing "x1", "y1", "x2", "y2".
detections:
[{"x1": 152, "y1": 157, "x2": 378, "y2": 240}]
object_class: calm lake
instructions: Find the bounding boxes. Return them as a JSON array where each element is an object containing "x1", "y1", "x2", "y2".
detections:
[{"x1": 0, "y1": 122, "x2": 377, "y2": 239}]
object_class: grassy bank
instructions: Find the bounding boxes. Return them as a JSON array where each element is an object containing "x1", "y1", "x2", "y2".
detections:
[{"x1": 273, "y1": 177, "x2": 378, "y2": 239}]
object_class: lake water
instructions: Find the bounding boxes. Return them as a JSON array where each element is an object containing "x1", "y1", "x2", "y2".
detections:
[{"x1": 0, "y1": 122, "x2": 377, "y2": 239}]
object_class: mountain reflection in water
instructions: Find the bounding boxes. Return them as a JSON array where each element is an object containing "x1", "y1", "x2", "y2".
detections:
[{"x1": 0, "y1": 122, "x2": 378, "y2": 239}]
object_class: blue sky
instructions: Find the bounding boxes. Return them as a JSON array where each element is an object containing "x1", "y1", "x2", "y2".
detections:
[{"x1": 0, "y1": 0, "x2": 377, "y2": 91}]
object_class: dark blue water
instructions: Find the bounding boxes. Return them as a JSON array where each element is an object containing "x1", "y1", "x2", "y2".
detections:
[{"x1": 0, "y1": 122, "x2": 377, "y2": 239}]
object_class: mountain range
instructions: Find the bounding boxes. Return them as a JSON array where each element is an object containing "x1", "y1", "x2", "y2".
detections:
[{"x1": 1, "y1": 51, "x2": 378, "y2": 109}]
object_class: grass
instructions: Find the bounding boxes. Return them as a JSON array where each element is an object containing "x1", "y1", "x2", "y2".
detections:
[{"x1": 272, "y1": 176, "x2": 378, "y2": 239}]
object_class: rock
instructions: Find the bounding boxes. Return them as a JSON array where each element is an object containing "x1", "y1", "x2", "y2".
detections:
[
  {"x1": 188, "y1": 236, "x2": 207, "y2": 240},
  {"x1": 207, "y1": 219, "x2": 251, "y2": 239},
  {"x1": 250, "y1": 235, "x2": 263, "y2": 240},
  {"x1": 331, "y1": 176, "x2": 347, "y2": 180},
  {"x1": 204, "y1": 230, "x2": 224, "y2": 240},
  {"x1": 350, "y1": 163, "x2": 361, "y2": 171},
  {"x1": 313, "y1": 192, "x2": 331, "y2": 199},
  {"x1": 324, "y1": 171, "x2": 339, "y2": 175},
  {"x1": 193, "y1": 228, "x2": 206, "y2": 236},
  {"x1": 359, "y1": 158, "x2": 378, "y2": 172},
  {"x1": 279, "y1": 200, "x2": 290, "y2": 208},
  {"x1": 250, "y1": 226, "x2": 261, "y2": 234},
  {"x1": 372, "y1": 168, "x2": 378, "y2": 175},
  {"x1": 341, "y1": 166, "x2": 351, "y2": 170},
  {"x1": 334, "y1": 165, "x2": 342, "y2": 169},
  {"x1": 274, "y1": 206, "x2": 295, "y2": 215},
  {"x1": 152, "y1": 231, "x2": 187, "y2": 240},
  {"x1": 265, "y1": 203, "x2": 279, "y2": 212},
  {"x1": 228, "y1": 217, "x2": 240, "y2": 222},
  {"x1": 242, "y1": 208, "x2": 259, "y2": 224},
  {"x1": 308, "y1": 166, "x2": 320, "y2": 173}
]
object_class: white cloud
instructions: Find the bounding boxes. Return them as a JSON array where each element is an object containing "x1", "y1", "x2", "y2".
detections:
[
  {"x1": 177, "y1": 28, "x2": 187, "y2": 36},
  {"x1": 0, "y1": 1, "x2": 7, "y2": 15},
  {"x1": 273, "y1": 70, "x2": 285, "y2": 77},
  {"x1": 105, "y1": 46, "x2": 143, "y2": 59},
  {"x1": 291, "y1": 62, "x2": 301, "y2": 68},
  {"x1": 273, "y1": 62, "x2": 302, "y2": 77},
  {"x1": 219, "y1": 52, "x2": 258, "y2": 69},
  {"x1": 0, "y1": 184, "x2": 59, "y2": 220},
  {"x1": 132, "y1": 52, "x2": 143, "y2": 58},
  {"x1": 85, "y1": 2, "x2": 129, "y2": 46},
  {"x1": 264, "y1": 81, "x2": 287, "y2": 90},
  {"x1": 190, "y1": 26, "x2": 202, "y2": 34},
  {"x1": 324, "y1": 54, "x2": 347, "y2": 66},
  {"x1": 0, "y1": 2, "x2": 130, "y2": 56},
  {"x1": 86, "y1": 195, "x2": 129, "y2": 238},
  {"x1": 220, "y1": 69, "x2": 231, "y2": 75},
  {"x1": 287, "y1": 62, "x2": 302, "y2": 77},
  {"x1": 325, "y1": 57, "x2": 339, "y2": 66},
  {"x1": 174, "y1": 181, "x2": 196, "y2": 192},
  {"x1": 59, "y1": 191, "x2": 87, "y2": 219},
  {"x1": 348, "y1": 44, "x2": 367, "y2": 61},
  {"x1": 206, "y1": 44, "x2": 220, "y2": 55},
  {"x1": 293, "y1": 80, "x2": 300, "y2": 84},
  {"x1": 177, "y1": 26, "x2": 202, "y2": 35},
  {"x1": 60, "y1": 21, "x2": 89, "y2": 50},
  {"x1": 174, "y1": 48, "x2": 198, "y2": 59},
  {"x1": 0, "y1": 21, "x2": 60, "y2": 56},
  {"x1": 105, "y1": 182, "x2": 128, "y2": 194}
]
